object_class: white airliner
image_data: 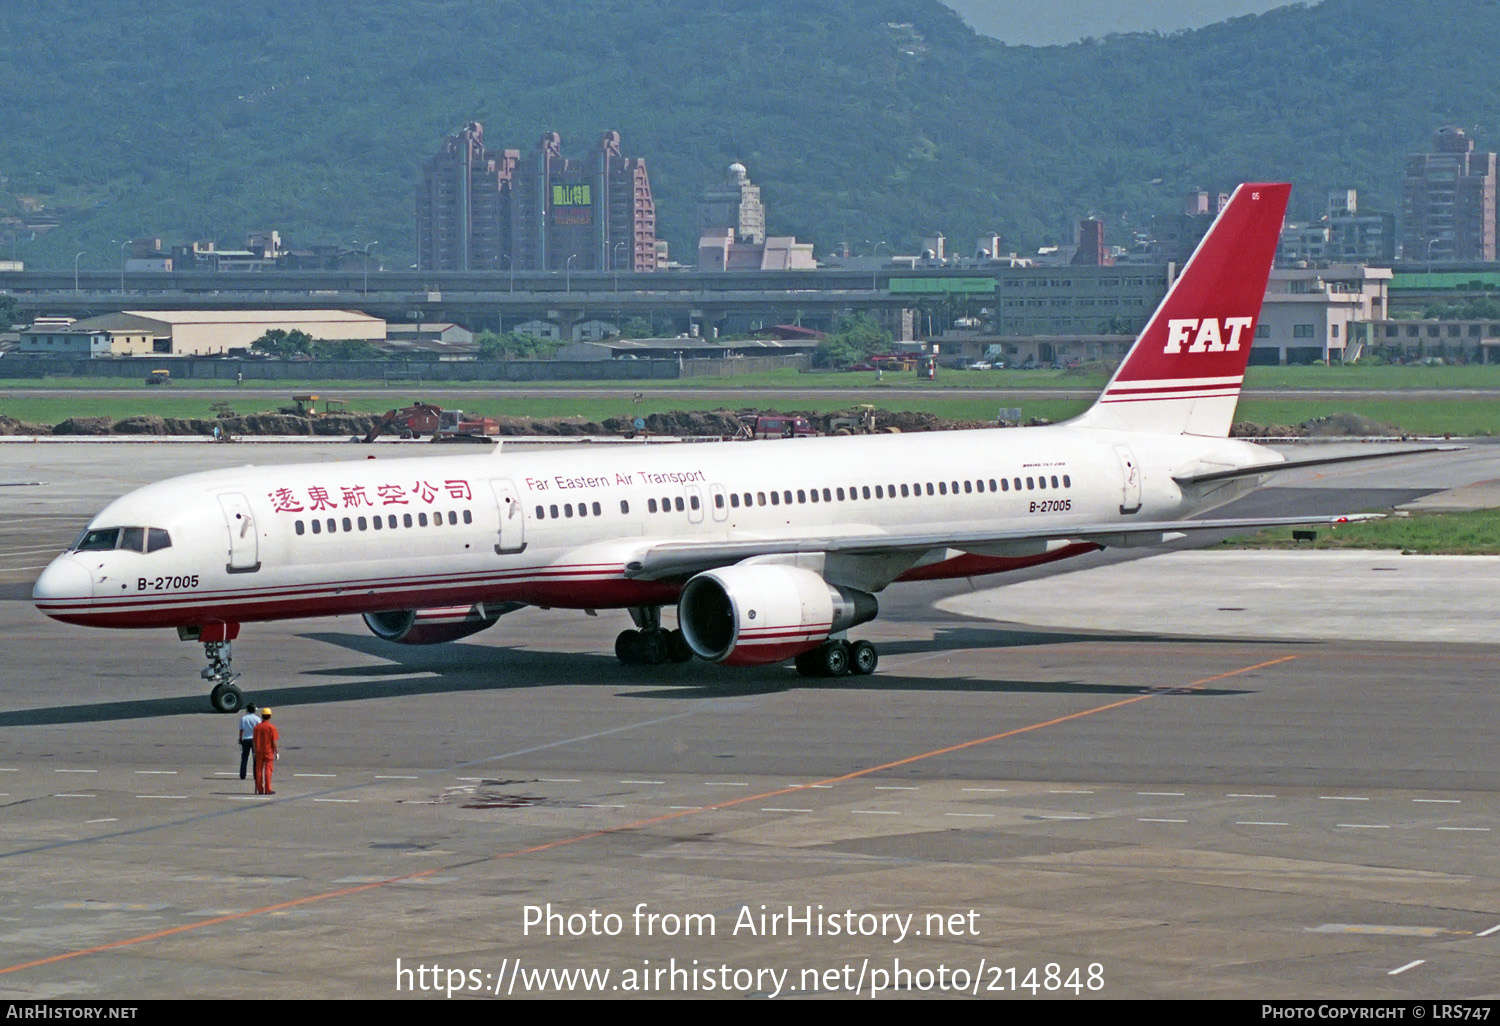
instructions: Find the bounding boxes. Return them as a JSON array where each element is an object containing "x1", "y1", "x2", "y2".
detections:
[{"x1": 32, "y1": 183, "x2": 1425, "y2": 711}]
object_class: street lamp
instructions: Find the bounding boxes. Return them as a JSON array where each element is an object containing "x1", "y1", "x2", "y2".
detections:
[
  {"x1": 612, "y1": 241, "x2": 628, "y2": 292},
  {"x1": 362, "y1": 241, "x2": 378, "y2": 295},
  {"x1": 565, "y1": 253, "x2": 576, "y2": 293},
  {"x1": 119, "y1": 240, "x2": 130, "y2": 294},
  {"x1": 74, "y1": 251, "x2": 86, "y2": 294},
  {"x1": 870, "y1": 241, "x2": 889, "y2": 291}
]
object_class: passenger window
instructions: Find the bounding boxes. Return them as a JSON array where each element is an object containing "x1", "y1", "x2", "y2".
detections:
[
  {"x1": 327, "y1": 518, "x2": 337, "y2": 533},
  {"x1": 822, "y1": 488, "x2": 831, "y2": 502},
  {"x1": 1037, "y1": 478, "x2": 1047, "y2": 490},
  {"x1": 1014, "y1": 478, "x2": 1022, "y2": 491},
  {"x1": 620, "y1": 501, "x2": 630, "y2": 514},
  {"x1": 147, "y1": 528, "x2": 172, "y2": 552},
  {"x1": 564, "y1": 504, "x2": 574, "y2": 518},
  {"x1": 797, "y1": 490, "x2": 806, "y2": 503},
  {"x1": 592, "y1": 502, "x2": 600, "y2": 516},
  {"x1": 757, "y1": 492, "x2": 766, "y2": 506},
  {"x1": 1026, "y1": 478, "x2": 1034, "y2": 490},
  {"x1": 690, "y1": 495, "x2": 700, "y2": 510},
  {"x1": 951, "y1": 481, "x2": 959, "y2": 493},
  {"x1": 989, "y1": 479, "x2": 998, "y2": 491},
  {"x1": 836, "y1": 488, "x2": 845, "y2": 501},
  {"x1": 403, "y1": 513, "x2": 413, "y2": 527},
  {"x1": 311, "y1": 520, "x2": 322, "y2": 535},
  {"x1": 783, "y1": 490, "x2": 792, "y2": 504},
  {"x1": 938, "y1": 482, "x2": 947, "y2": 495},
  {"x1": 389, "y1": 515, "x2": 398, "y2": 529},
  {"x1": 715, "y1": 494, "x2": 725, "y2": 508},
  {"x1": 964, "y1": 481, "x2": 972, "y2": 494},
  {"x1": 874, "y1": 486, "x2": 883, "y2": 499},
  {"x1": 372, "y1": 517, "x2": 382, "y2": 531},
  {"x1": 548, "y1": 505, "x2": 558, "y2": 519},
  {"x1": 743, "y1": 493, "x2": 752, "y2": 507},
  {"x1": 675, "y1": 496, "x2": 685, "y2": 512},
  {"x1": 1062, "y1": 475, "x2": 1071, "y2": 488},
  {"x1": 809, "y1": 489, "x2": 819, "y2": 503},
  {"x1": 343, "y1": 517, "x2": 353, "y2": 531},
  {"x1": 295, "y1": 521, "x2": 305, "y2": 536},
  {"x1": 1001, "y1": 479, "x2": 1009, "y2": 492},
  {"x1": 730, "y1": 493, "x2": 740, "y2": 508},
  {"x1": 900, "y1": 484, "x2": 909, "y2": 497},
  {"x1": 770, "y1": 492, "x2": 780, "y2": 506},
  {"x1": 648, "y1": 498, "x2": 658, "y2": 513},
  {"x1": 418, "y1": 512, "x2": 429, "y2": 526},
  {"x1": 925, "y1": 483, "x2": 934, "y2": 496},
  {"x1": 1051, "y1": 476, "x2": 1060, "y2": 488},
  {"x1": 358, "y1": 516, "x2": 368, "y2": 531},
  {"x1": 861, "y1": 486, "x2": 871, "y2": 499}
]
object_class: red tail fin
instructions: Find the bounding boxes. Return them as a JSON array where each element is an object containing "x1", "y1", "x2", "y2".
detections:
[{"x1": 1074, "y1": 182, "x2": 1291, "y2": 436}]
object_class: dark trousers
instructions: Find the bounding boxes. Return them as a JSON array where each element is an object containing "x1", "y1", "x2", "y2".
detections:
[{"x1": 240, "y1": 739, "x2": 255, "y2": 779}]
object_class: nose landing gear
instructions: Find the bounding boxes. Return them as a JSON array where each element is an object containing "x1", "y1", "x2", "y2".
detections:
[{"x1": 180, "y1": 624, "x2": 245, "y2": 712}]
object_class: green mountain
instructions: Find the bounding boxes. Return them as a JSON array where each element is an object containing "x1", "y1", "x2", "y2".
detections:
[{"x1": 2, "y1": 0, "x2": 1498, "y2": 270}]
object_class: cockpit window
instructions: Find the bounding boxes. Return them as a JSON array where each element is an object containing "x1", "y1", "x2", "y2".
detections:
[
  {"x1": 75, "y1": 528, "x2": 121, "y2": 551},
  {"x1": 72, "y1": 526, "x2": 172, "y2": 553}
]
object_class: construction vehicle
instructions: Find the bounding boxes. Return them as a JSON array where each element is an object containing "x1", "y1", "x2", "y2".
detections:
[
  {"x1": 829, "y1": 404, "x2": 878, "y2": 435},
  {"x1": 282, "y1": 395, "x2": 349, "y2": 417},
  {"x1": 360, "y1": 402, "x2": 501, "y2": 443},
  {"x1": 735, "y1": 414, "x2": 818, "y2": 440},
  {"x1": 145, "y1": 368, "x2": 171, "y2": 385}
]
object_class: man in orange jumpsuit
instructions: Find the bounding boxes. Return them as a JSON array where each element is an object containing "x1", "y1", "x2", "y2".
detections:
[{"x1": 252, "y1": 707, "x2": 280, "y2": 795}]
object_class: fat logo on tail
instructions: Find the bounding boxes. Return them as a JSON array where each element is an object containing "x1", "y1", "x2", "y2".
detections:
[{"x1": 1073, "y1": 182, "x2": 1291, "y2": 437}]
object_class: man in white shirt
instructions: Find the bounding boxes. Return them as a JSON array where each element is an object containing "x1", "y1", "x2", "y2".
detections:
[{"x1": 237, "y1": 705, "x2": 261, "y2": 780}]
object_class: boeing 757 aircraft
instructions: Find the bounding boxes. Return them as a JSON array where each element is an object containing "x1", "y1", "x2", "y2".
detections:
[{"x1": 32, "y1": 183, "x2": 1421, "y2": 711}]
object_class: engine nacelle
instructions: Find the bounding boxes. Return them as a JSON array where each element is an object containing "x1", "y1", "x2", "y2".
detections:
[
  {"x1": 362, "y1": 603, "x2": 514, "y2": 645},
  {"x1": 678, "y1": 565, "x2": 877, "y2": 666}
]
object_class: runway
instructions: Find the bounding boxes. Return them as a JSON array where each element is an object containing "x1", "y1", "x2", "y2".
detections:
[{"x1": 1, "y1": 440, "x2": 1498, "y2": 999}]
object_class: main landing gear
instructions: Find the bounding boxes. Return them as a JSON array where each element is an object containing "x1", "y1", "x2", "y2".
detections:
[
  {"x1": 795, "y1": 639, "x2": 878, "y2": 678},
  {"x1": 614, "y1": 606, "x2": 694, "y2": 666}
]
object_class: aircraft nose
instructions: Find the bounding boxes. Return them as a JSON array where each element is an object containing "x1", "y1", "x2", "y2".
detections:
[{"x1": 32, "y1": 556, "x2": 94, "y2": 605}]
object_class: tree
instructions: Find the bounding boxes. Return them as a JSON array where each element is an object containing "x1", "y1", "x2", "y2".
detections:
[
  {"x1": 251, "y1": 328, "x2": 314, "y2": 359},
  {"x1": 813, "y1": 313, "x2": 890, "y2": 368},
  {"x1": 476, "y1": 329, "x2": 561, "y2": 360},
  {"x1": 0, "y1": 292, "x2": 17, "y2": 328},
  {"x1": 311, "y1": 338, "x2": 380, "y2": 360}
]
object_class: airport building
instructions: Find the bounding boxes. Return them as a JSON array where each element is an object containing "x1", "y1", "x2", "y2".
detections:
[
  {"x1": 22, "y1": 310, "x2": 385, "y2": 357},
  {"x1": 1252, "y1": 265, "x2": 1392, "y2": 365},
  {"x1": 416, "y1": 124, "x2": 658, "y2": 274}
]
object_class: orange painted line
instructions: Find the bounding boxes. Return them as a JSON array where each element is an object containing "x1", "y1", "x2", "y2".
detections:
[{"x1": 0, "y1": 653, "x2": 1296, "y2": 977}]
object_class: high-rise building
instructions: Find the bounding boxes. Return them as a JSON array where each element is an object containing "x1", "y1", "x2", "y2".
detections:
[
  {"x1": 697, "y1": 163, "x2": 765, "y2": 246},
  {"x1": 1402, "y1": 126, "x2": 1497, "y2": 261},
  {"x1": 509, "y1": 131, "x2": 657, "y2": 273},
  {"x1": 415, "y1": 125, "x2": 656, "y2": 272},
  {"x1": 415, "y1": 122, "x2": 514, "y2": 272}
]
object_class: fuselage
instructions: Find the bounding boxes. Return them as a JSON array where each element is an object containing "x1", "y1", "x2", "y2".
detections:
[{"x1": 32, "y1": 425, "x2": 1275, "y2": 631}]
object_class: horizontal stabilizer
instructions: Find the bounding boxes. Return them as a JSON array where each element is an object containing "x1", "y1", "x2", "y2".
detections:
[{"x1": 1173, "y1": 445, "x2": 1464, "y2": 486}]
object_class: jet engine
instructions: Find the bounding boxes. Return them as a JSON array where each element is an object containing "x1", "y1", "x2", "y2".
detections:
[
  {"x1": 362, "y1": 602, "x2": 520, "y2": 645},
  {"x1": 677, "y1": 565, "x2": 877, "y2": 666}
]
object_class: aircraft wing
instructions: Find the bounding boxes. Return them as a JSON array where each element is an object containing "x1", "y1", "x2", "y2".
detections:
[
  {"x1": 1172, "y1": 445, "x2": 1463, "y2": 486},
  {"x1": 623, "y1": 513, "x2": 1379, "y2": 581}
]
